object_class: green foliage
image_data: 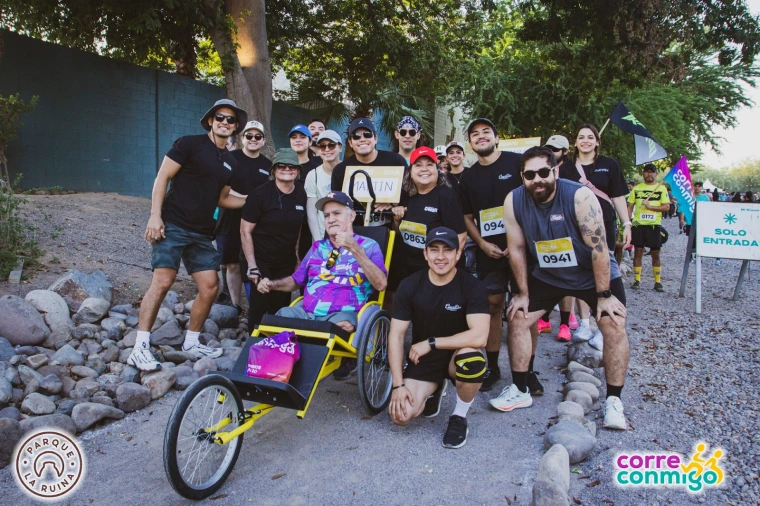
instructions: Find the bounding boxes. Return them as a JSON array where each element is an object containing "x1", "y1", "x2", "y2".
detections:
[{"x1": 698, "y1": 159, "x2": 760, "y2": 191}]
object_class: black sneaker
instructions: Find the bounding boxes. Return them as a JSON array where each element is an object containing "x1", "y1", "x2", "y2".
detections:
[
  {"x1": 422, "y1": 381, "x2": 448, "y2": 418},
  {"x1": 479, "y1": 368, "x2": 501, "y2": 392},
  {"x1": 333, "y1": 358, "x2": 357, "y2": 380},
  {"x1": 631, "y1": 280, "x2": 640, "y2": 289},
  {"x1": 527, "y1": 371, "x2": 544, "y2": 396},
  {"x1": 442, "y1": 415, "x2": 469, "y2": 449},
  {"x1": 654, "y1": 282, "x2": 664, "y2": 293}
]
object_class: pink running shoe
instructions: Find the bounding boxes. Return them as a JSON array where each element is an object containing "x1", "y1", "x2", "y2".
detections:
[
  {"x1": 568, "y1": 313, "x2": 579, "y2": 330},
  {"x1": 537, "y1": 319, "x2": 552, "y2": 334},
  {"x1": 557, "y1": 324, "x2": 572, "y2": 342}
]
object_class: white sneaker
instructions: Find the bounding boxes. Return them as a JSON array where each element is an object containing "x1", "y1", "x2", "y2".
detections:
[
  {"x1": 603, "y1": 396, "x2": 627, "y2": 430},
  {"x1": 182, "y1": 343, "x2": 223, "y2": 360},
  {"x1": 589, "y1": 328, "x2": 603, "y2": 351},
  {"x1": 127, "y1": 347, "x2": 161, "y2": 371},
  {"x1": 573, "y1": 325, "x2": 593, "y2": 342},
  {"x1": 488, "y1": 383, "x2": 532, "y2": 412}
]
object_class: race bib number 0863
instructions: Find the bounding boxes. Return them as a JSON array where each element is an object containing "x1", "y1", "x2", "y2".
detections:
[
  {"x1": 535, "y1": 237, "x2": 578, "y2": 269},
  {"x1": 479, "y1": 207, "x2": 505, "y2": 237},
  {"x1": 399, "y1": 221, "x2": 427, "y2": 249}
]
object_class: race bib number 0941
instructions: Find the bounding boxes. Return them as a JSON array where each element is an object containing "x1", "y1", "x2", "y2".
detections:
[
  {"x1": 479, "y1": 207, "x2": 505, "y2": 237},
  {"x1": 535, "y1": 237, "x2": 578, "y2": 269},
  {"x1": 399, "y1": 221, "x2": 427, "y2": 249}
]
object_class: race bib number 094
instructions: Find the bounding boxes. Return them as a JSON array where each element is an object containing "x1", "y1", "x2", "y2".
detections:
[
  {"x1": 399, "y1": 221, "x2": 427, "y2": 249},
  {"x1": 535, "y1": 237, "x2": 578, "y2": 269},
  {"x1": 479, "y1": 207, "x2": 505, "y2": 237}
]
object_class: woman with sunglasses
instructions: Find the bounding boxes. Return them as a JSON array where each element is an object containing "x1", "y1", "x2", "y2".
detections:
[
  {"x1": 394, "y1": 116, "x2": 424, "y2": 164},
  {"x1": 305, "y1": 130, "x2": 343, "y2": 242},
  {"x1": 392, "y1": 147, "x2": 467, "y2": 277},
  {"x1": 241, "y1": 148, "x2": 307, "y2": 326}
]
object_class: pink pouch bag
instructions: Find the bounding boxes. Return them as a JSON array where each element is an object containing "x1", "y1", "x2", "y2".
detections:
[{"x1": 246, "y1": 331, "x2": 300, "y2": 383}]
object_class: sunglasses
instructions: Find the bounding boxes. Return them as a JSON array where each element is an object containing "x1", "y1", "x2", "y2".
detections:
[
  {"x1": 275, "y1": 164, "x2": 299, "y2": 171},
  {"x1": 545, "y1": 146, "x2": 563, "y2": 152},
  {"x1": 523, "y1": 167, "x2": 554, "y2": 181},
  {"x1": 318, "y1": 142, "x2": 338, "y2": 151},
  {"x1": 352, "y1": 131, "x2": 374, "y2": 140},
  {"x1": 245, "y1": 133, "x2": 264, "y2": 141},
  {"x1": 398, "y1": 129, "x2": 418, "y2": 137},
  {"x1": 325, "y1": 248, "x2": 341, "y2": 269},
  {"x1": 214, "y1": 113, "x2": 237, "y2": 124}
]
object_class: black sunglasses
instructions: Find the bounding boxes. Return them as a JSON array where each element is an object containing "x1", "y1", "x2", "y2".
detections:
[
  {"x1": 275, "y1": 164, "x2": 299, "y2": 171},
  {"x1": 398, "y1": 128, "x2": 418, "y2": 137},
  {"x1": 545, "y1": 146, "x2": 563, "y2": 152},
  {"x1": 214, "y1": 113, "x2": 237, "y2": 124},
  {"x1": 245, "y1": 133, "x2": 264, "y2": 141},
  {"x1": 352, "y1": 131, "x2": 374, "y2": 140},
  {"x1": 523, "y1": 167, "x2": 554, "y2": 181},
  {"x1": 318, "y1": 142, "x2": 338, "y2": 151}
]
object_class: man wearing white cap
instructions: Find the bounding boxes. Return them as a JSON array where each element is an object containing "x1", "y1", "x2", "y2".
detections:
[{"x1": 305, "y1": 129, "x2": 343, "y2": 242}]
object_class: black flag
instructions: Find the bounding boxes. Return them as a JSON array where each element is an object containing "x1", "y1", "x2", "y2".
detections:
[{"x1": 609, "y1": 101, "x2": 668, "y2": 165}]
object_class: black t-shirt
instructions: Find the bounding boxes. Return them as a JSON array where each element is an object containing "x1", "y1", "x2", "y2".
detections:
[
  {"x1": 300, "y1": 156, "x2": 322, "y2": 177},
  {"x1": 163, "y1": 134, "x2": 236, "y2": 236},
  {"x1": 394, "y1": 269, "x2": 488, "y2": 344},
  {"x1": 215, "y1": 150, "x2": 271, "y2": 236},
  {"x1": 458, "y1": 151, "x2": 523, "y2": 272},
  {"x1": 398, "y1": 185, "x2": 466, "y2": 272},
  {"x1": 558, "y1": 155, "x2": 627, "y2": 222},
  {"x1": 331, "y1": 150, "x2": 408, "y2": 192},
  {"x1": 445, "y1": 167, "x2": 470, "y2": 193},
  {"x1": 241, "y1": 181, "x2": 307, "y2": 268}
]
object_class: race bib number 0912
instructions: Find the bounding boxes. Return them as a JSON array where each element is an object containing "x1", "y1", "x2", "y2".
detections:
[
  {"x1": 399, "y1": 221, "x2": 427, "y2": 249},
  {"x1": 479, "y1": 207, "x2": 505, "y2": 237},
  {"x1": 535, "y1": 237, "x2": 578, "y2": 269}
]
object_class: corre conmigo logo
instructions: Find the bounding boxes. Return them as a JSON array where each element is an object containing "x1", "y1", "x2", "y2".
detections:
[{"x1": 13, "y1": 429, "x2": 86, "y2": 501}]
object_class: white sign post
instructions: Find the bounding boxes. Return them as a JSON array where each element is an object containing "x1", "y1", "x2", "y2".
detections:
[{"x1": 693, "y1": 201, "x2": 760, "y2": 313}]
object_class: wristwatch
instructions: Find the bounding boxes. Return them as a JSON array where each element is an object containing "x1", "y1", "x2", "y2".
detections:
[
  {"x1": 428, "y1": 336, "x2": 437, "y2": 349},
  {"x1": 596, "y1": 290, "x2": 612, "y2": 299}
]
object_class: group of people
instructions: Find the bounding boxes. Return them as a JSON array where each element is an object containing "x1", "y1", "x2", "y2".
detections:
[{"x1": 130, "y1": 98, "x2": 642, "y2": 449}]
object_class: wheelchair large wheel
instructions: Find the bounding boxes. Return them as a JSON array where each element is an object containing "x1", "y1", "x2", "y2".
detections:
[
  {"x1": 164, "y1": 374, "x2": 244, "y2": 500},
  {"x1": 356, "y1": 309, "x2": 393, "y2": 414}
]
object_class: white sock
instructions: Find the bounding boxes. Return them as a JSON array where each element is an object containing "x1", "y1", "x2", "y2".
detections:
[
  {"x1": 135, "y1": 331, "x2": 151, "y2": 350},
  {"x1": 183, "y1": 331, "x2": 201, "y2": 351},
  {"x1": 580, "y1": 319, "x2": 590, "y2": 328},
  {"x1": 452, "y1": 394, "x2": 473, "y2": 418}
]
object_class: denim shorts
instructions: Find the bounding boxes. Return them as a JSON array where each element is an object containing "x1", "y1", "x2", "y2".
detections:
[{"x1": 151, "y1": 223, "x2": 220, "y2": 274}]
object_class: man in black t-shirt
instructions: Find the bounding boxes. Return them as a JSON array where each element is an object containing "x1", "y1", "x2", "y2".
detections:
[
  {"x1": 458, "y1": 118, "x2": 523, "y2": 392},
  {"x1": 129, "y1": 99, "x2": 248, "y2": 372},
  {"x1": 389, "y1": 227, "x2": 489, "y2": 449}
]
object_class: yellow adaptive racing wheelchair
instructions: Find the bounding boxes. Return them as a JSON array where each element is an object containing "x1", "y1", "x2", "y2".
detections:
[{"x1": 163, "y1": 180, "x2": 395, "y2": 500}]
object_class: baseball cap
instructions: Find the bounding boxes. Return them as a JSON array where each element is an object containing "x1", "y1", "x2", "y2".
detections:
[
  {"x1": 410, "y1": 146, "x2": 438, "y2": 165},
  {"x1": 288, "y1": 124, "x2": 312, "y2": 139},
  {"x1": 316, "y1": 129, "x2": 342, "y2": 145},
  {"x1": 271, "y1": 148, "x2": 300, "y2": 167},
  {"x1": 434, "y1": 145, "x2": 446, "y2": 157},
  {"x1": 466, "y1": 118, "x2": 498, "y2": 140},
  {"x1": 544, "y1": 135, "x2": 569, "y2": 150},
  {"x1": 643, "y1": 164, "x2": 657, "y2": 172},
  {"x1": 426, "y1": 227, "x2": 459, "y2": 249},
  {"x1": 446, "y1": 141, "x2": 465, "y2": 153},
  {"x1": 348, "y1": 117, "x2": 377, "y2": 135},
  {"x1": 316, "y1": 191, "x2": 354, "y2": 211},
  {"x1": 242, "y1": 120, "x2": 265, "y2": 135}
]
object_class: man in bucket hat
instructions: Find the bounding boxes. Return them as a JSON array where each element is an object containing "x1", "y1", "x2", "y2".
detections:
[{"x1": 127, "y1": 99, "x2": 248, "y2": 372}]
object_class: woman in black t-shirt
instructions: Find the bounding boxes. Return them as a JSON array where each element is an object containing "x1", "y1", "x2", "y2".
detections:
[
  {"x1": 392, "y1": 147, "x2": 467, "y2": 278},
  {"x1": 241, "y1": 149, "x2": 307, "y2": 325}
]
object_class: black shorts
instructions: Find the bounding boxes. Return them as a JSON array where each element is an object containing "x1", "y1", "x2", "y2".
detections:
[
  {"x1": 527, "y1": 275, "x2": 626, "y2": 320},
  {"x1": 477, "y1": 268, "x2": 511, "y2": 296},
  {"x1": 632, "y1": 225, "x2": 662, "y2": 250},
  {"x1": 403, "y1": 348, "x2": 455, "y2": 384},
  {"x1": 215, "y1": 233, "x2": 242, "y2": 265}
]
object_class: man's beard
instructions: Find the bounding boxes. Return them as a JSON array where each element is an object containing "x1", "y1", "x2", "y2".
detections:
[
  {"x1": 528, "y1": 180, "x2": 556, "y2": 203},
  {"x1": 473, "y1": 142, "x2": 496, "y2": 157}
]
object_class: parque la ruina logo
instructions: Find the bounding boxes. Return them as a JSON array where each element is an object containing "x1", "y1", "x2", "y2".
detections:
[
  {"x1": 13, "y1": 429, "x2": 86, "y2": 501},
  {"x1": 614, "y1": 442, "x2": 725, "y2": 493}
]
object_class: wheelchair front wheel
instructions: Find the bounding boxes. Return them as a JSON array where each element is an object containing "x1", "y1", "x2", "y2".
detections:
[
  {"x1": 356, "y1": 309, "x2": 393, "y2": 414},
  {"x1": 164, "y1": 374, "x2": 244, "y2": 500}
]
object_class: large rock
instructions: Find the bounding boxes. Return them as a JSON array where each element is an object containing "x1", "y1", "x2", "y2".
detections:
[
  {"x1": 567, "y1": 361, "x2": 595, "y2": 375},
  {"x1": 120, "y1": 365, "x2": 139, "y2": 384},
  {"x1": 17, "y1": 365, "x2": 43, "y2": 386},
  {"x1": 96, "y1": 375, "x2": 124, "y2": 396},
  {"x1": 193, "y1": 357, "x2": 217, "y2": 377},
  {"x1": 0, "y1": 295, "x2": 51, "y2": 346},
  {"x1": 72, "y1": 297, "x2": 110, "y2": 325},
  {"x1": 531, "y1": 480, "x2": 570, "y2": 506},
  {"x1": 141, "y1": 370, "x2": 176, "y2": 399},
  {"x1": 115, "y1": 383, "x2": 151, "y2": 413},
  {"x1": 567, "y1": 342, "x2": 603, "y2": 369},
  {"x1": 0, "y1": 418, "x2": 22, "y2": 467},
  {"x1": 42, "y1": 326, "x2": 73, "y2": 350},
  {"x1": 173, "y1": 366, "x2": 199, "y2": 390},
  {"x1": 0, "y1": 337, "x2": 16, "y2": 362},
  {"x1": 564, "y1": 390, "x2": 593, "y2": 415},
  {"x1": 202, "y1": 319, "x2": 219, "y2": 337},
  {"x1": 49, "y1": 269, "x2": 113, "y2": 304},
  {"x1": 563, "y1": 382, "x2": 600, "y2": 402},
  {"x1": 568, "y1": 371, "x2": 602, "y2": 388},
  {"x1": 100, "y1": 318, "x2": 127, "y2": 340},
  {"x1": 544, "y1": 420, "x2": 597, "y2": 464},
  {"x1": 71, "y1": 402, "x2": 124, "y2": 432},
  {"x1": 20, "y1": 414, "x2": 76, "y2": 435},
  {"x1": 71, "y1": 366, "x2": 98, "y2": 379},
  {"x1": 0, "y1": 406, "x2": 21, "y2": 421},
  {"x1": 149, "y1": 320, "x2": 184, "y2": 346},
  {"x1": 27, "y1": 354, "x2": 49, "y2": 370},
  {"x1": 25, "y1": 290, "x2": 74, "y2": 330},
  {"x1": 556, "y1": 401, "x2": 585, "y2": 424},
  {"x1": 21, "y1": 393, "x2": 56, "y2": 415},
  {"x1": 51, "y1": 345, "x2": 85, "y2": 367},
  {"x1": 207, "y1": 304, "x2": 239, "y2": 329},
  {"x1": 39, "y1": 374, "x2": 63, "y2": 395},
  {"x1": 162, "y1": 291, "x2": 180, "y2": 309},
  {"x1": 0, "y1": 378, "x2": 12, "y2": 406},
  {"x1": 532, "y1": 444, "x2": 570, "y2": 506}
]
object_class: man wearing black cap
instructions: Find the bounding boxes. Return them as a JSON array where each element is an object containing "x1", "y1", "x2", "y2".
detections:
[
  {"x1": 389, "y1": 227, "x2": 489, "y2": 449},
  {"x1": 458, "y1": 118, "x2": 525, "y2": 392},
  {"x1": 128, "y1": 99, "x2": 248, "y2": 372}
]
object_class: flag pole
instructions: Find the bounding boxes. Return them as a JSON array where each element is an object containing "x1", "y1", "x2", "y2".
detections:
[{"x1": 598, "y1": 117, "x2": 611, "y2": 137}]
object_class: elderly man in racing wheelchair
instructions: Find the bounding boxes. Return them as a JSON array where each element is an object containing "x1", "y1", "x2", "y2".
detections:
[{"x1": 255, "y1": 191, "x2": 388, "y2": 375}]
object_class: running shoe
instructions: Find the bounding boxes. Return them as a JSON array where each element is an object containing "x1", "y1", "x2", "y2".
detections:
[
  {"x1": 442, "y1": 415, "x2": 469, "y2": 449},
  {"x1": 537, "y1": 319, "x2": 552, "y2": 334},
  {"x1": 422, "y1": 380, "x2": 448, "y2": 418},
  {"x1": 479, "y1": 367, "x2": 501, "y2": 392},
  {"x1": 716, "y1": 258, "x2": 723, "y2": 265},
  {"x1": 333, "y1": 358, "x2": 357, "y2": 380},
  {"x1": 557, "y1": 324, "x2": 572, "y2": 342},
  {"x1": 654, "y1": 282, "x2": 664, "y2": 292},
  {"x1": 183, "y1": 343, "x2": 223, "y2": 360},
  {"x1": 127, "y1": 347, "x2": 161, "y2": 371},
  {"x1": 589, "y1": 328, "x2": 603, "y2": 351},
  {"x1": 527, "y1": 371, "x2": 544, "y2": 396},
  {"x1": 603, "y1": 396, "x2": 627, "y2": 430},
  {"x1": 631, "y1": 280, "x2": 640, "y2": 289},
  {"x1": 573, "y1": 325, "x2": 593, "y2": 342},
  {"x1": 568, "y1": 313, "x2": 579, "y2": 330},
  {"x1": 488, "y1": 384, "x2": 532, "y2": 412}
]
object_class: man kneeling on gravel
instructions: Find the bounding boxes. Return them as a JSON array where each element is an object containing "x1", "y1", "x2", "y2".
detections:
[{"x1": 128, "y1": 99, "x2": 248, "y2": 371}]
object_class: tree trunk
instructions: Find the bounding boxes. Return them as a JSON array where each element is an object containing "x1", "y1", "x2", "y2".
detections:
[{"x1": 206, "y1": 0, "x2": 274, "y2": 159}]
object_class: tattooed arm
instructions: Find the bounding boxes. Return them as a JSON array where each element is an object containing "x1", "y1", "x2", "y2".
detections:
[{"x1": 574, "y1": 186, "x2": 610, "y2": 293}]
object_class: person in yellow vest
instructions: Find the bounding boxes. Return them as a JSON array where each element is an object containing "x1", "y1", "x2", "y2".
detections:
[{"x1": 627, "y1": 164, "x2": 671, "y2": 292}]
